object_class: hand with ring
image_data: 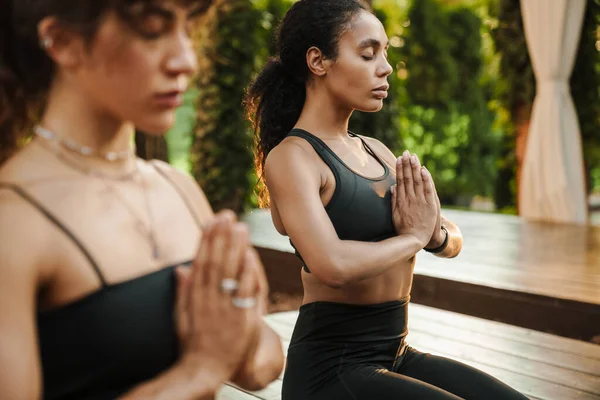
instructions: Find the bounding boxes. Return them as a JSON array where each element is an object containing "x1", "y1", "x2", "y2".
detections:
[{"x1": 174, "y1": 210, "x2": 262, "y2": 385}]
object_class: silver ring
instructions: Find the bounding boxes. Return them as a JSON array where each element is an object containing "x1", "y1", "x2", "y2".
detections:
[
  {"x1": 232, "y1": 297, "x2": 257, "y2": 309},
  {"x1": 220, "y1": 278, "x2": 239, "y2": 293}
]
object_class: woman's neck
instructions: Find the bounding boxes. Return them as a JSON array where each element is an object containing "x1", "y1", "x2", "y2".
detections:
[
  {"x1": 39, "y1": 80, "x2": 137, "y2": 173},
  {"x1": 295, "y1": 87, "x2": 353, "y2": 140}
]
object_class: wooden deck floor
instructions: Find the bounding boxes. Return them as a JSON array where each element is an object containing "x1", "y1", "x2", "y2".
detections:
[
  {"x1": 243, "y1": 209, "x2": 600, "y2": 341},
  {"x1": 217, "y1": 304, "x2": 600, "y2": 400}
]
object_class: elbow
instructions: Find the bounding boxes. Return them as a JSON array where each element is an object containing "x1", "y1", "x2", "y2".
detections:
[
  {"x1": 310, "y1": 256, "x2": 351, "y2": 288},
  {"x1": 236, "y1": 354, "x2": 284, "y2": 391},
  {"x1": 256, "y1": 357, "x2": 285, "y2": 390}
]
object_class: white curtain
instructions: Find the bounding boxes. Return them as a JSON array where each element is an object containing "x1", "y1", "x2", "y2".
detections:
[{"x1": 519, "y1": 0, "x2": 588, "y2": 223}]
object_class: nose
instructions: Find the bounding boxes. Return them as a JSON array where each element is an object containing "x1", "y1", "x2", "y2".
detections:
[
  {"x1": 164, "y1": 32, "x2": 197, "y2": 78},
  {"x1": 378, "y1": 58, "x2": 393, "y2": 78}
]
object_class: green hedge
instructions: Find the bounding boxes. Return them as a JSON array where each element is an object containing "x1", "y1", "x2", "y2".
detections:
[
  {"x1": 395, "y1": 0, "x2": 498, "y2": 203},
  {"x1": 190, "y1": 0, "x2": 265, "y2": 213},
  {"x1": 167, "y1": 0, "x2": 599, "y2": 214}
]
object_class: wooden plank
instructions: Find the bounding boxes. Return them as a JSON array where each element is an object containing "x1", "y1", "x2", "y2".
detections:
[
  {"x1": 414, "y1": 253, "x2": 600, "y2": 302},
  {"x1": 218, "y1": 380, "x2": 283, "y2": 400},
  {"x1": 264, "y1": 309, "x2": 600, "y2": 400},
  {"x1": 245, "y1": 209, "x2": 600, "y2": 341},
  {"x1": 409, "y1": 275, "x2": 600, "y2": 342},
  {"x1": 409, "y1": 304, "x2": 600, "y2": 359},
  {"x1": 406, "y1": 333, "x2": 600, "y2": 394},
  {"x1": 245, "y1": 208, "x2": 600, "y2": 306},
  {"x1": 217, "y1": 384, "x2": 262, "y2": 399}
]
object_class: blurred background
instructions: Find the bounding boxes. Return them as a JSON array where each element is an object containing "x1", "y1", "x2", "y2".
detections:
[{"x1": 137, "y1": 0, "x2": 600, "y2": 224}]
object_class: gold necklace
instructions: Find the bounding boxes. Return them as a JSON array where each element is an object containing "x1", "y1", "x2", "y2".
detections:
[
  {"x1": 36, "y1": 129, "x2": 161, "y2": 260},
  {"x1": 35, "y1": 125, "x2": 136, "y2": 162}
]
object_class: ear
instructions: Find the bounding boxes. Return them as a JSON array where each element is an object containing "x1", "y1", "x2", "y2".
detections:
[
  {"x1": 306, "y1": 46, "x2": 331, "y2": 77},
  {"x1": 38, "y1": 17, "x2": 86, "y2": 70}
]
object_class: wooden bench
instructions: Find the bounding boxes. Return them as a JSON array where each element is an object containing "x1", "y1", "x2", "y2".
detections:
[
  {"x1": 217, "y1": 304, "x2": 600, "y2": 400},
  {"x1": 243, "y1": 209, "x2": 600, "y2": 342}
]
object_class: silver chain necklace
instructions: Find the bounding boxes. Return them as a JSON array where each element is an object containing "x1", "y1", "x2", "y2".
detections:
[
  {"x1": 35, "y1": 127, "x2": 161, "y2": 260},
  {"x1": 35, "y1": 125, "x2": 136, "y2": 162}
]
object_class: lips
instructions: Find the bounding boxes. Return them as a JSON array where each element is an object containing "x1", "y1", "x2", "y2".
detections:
[
  {"x1": 154, "y1": 91, "x2": 184, "y2": 108},
  {"x1": 374, "y1": 84, "x2": 390, "y2": 91},
  {"x1": 372, "y1": 84, "x2": 389, "y2": 99}
]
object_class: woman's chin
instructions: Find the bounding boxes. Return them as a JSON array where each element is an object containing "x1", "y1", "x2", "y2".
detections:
[
  {"x1": 135, "y1": 116, "x2": 175, "y2": 136},
  {"x1": 356, "y1": 100, "x2": 384, "y2": 113}
]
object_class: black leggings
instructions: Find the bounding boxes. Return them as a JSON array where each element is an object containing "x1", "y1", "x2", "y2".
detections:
[{"x1": 282, "y1": 300, "x2": 528, "y2": 400}]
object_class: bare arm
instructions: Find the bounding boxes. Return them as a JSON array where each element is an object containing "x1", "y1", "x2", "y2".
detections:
[
  {"x1": 429, "y1": 216, "x2": 463, "y2": 259},
  {"x1": 0, "y1": 192, "x2": 45, "y2": 400},
  {"x1": 0, "y1": 191, "x2": 228, "y2": 400},
  {"x1": 118, "y1": 361, "x2": 222, "y2": 400},
  {"x1": 151, "y1": 162, "x2": 284, "y2": 390},
  {"x1": 265, "y1": 141, "x2": 424, "y2": 288},
  {"x1": 364, "y1": 137, "x2": 463, "y2": 259},
  {"x1": 231, "y1": 324, "x2": 284, "y2": 391}
]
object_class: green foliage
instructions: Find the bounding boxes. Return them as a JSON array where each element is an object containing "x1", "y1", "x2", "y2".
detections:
[
  {"x1": 488, "y1": 0, "x2": 534, "y2": 210},
  {"x1": 489, "y1": 0, "x2": 535, "y2": 115},
  {"x1": 403, "y1": 0, "x2": 459, "y2": 107},
  {"x1": 571, "y1": 0, "x2": 600, "y2": 192},
  {"x1": 176, "y1": 0, "x2": 600, "y2": 216},
  {"x1": 165, "y1": 89, "x2": 199, "y2": 172},
  {"x1": 395, "y1": 0, "x2": 498, "y2": 202},
  {"x1": 190, "y1": 1, "x2": 264, "y2": 213}
]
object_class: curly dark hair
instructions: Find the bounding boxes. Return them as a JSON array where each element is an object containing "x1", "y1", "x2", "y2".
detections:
[
  {"x1": 0, "y1": 0, "x2": 212, "y2": 165},
  {"x1": 244, "y1": 0, "x2": 370, "y2": 207}
]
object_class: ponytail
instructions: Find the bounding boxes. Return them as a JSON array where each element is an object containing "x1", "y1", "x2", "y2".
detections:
[
  {"x1": 244, "y1": 57, "x2": 306, "y2": 207},
  {"x1": 244, "y1": 0, "x2": 368, "y2": 207}
]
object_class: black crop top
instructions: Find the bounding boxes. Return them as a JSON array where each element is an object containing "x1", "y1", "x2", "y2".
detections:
[
  {"x1": 0, "y1": 163, "x2": 200, "y2": 399},
  {"x1": 286, "y1": 129, "x2": 397, "y2": 272}
]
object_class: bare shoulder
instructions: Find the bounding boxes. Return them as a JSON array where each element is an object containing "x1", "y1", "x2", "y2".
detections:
[
  {"x1": 148, "y1": 159, "x2": 213, "y2": 219},
  {"x1": 0, "y1": 187, "x2": 47, "y2": 399},
  {"x1": 0, "y1": 144, "x2": 58, "y2": 283},
  {"x1": 264, "y1": 137, "x2": 321, "y2": 185},
  {"x1": 0, "y1": 187, "x2": 53, "y2": 288}
]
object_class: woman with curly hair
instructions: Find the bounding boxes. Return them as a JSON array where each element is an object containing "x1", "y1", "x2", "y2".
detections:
[
  {"x1": 0, "y1": 1, "x2": 283, "y2": 398},
  {"x1": 245, "y1": 1, "x2": 527, "y2": 399}
]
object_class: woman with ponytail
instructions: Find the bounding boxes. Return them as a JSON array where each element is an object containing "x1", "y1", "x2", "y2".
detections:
[
  {"x1": 245, "y1": 1, "x2": 526, "y2": 399},
  {"x1": 0, "y1": 1, "x2": 283, "y2": 399}
]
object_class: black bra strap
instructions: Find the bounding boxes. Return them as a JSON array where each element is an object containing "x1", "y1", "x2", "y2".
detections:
[
  {"x1": 150, "y1": 161, "x2": 204, "y2": 231},
  {"x1": 287, "y1": 129, "x2": 343, "y2": 185},
  {"x1": 348, "y1": 131, "x2": 391, "y2": 174},
  {"x1": 0, "y1": 182, "x2": 107, "y2": 287}
]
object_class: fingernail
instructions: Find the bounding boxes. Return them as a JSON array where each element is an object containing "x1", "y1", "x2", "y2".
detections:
[
  {"x1": 411, "y1": 155, "x2": 416, "y2": 163},
  {"x1": 403, "y1": 150, "x2": 410, "y2": 157}
]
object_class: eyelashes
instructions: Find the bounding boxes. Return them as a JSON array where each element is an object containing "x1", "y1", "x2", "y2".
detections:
[
  {"x1": 127, "y1": 6, "x2": 205, "y2": 40},
  {"x1": 361, "y1": 52, "x2": 388, "y2": 61}
]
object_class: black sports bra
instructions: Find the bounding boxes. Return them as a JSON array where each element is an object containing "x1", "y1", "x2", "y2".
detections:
[
  {"x1": 286, "y1": 129, "x2": 397, "y2": 273},
  {"x1": 1, "y1": 162, "x2": 200, "y2": 399}
]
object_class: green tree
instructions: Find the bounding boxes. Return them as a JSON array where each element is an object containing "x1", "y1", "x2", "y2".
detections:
[
  {"x1": 190, "y1": 0, "x2": 264, "y2": 213},
  {"x1": 397, "y1": 0, "x2": 496, "y2": 203},
  {"x1": 488, "y1": 0, "x2": 534, "y2": 211},
  {"x1": 571, "y1": 0, "x2": 600, "y2": 193}
]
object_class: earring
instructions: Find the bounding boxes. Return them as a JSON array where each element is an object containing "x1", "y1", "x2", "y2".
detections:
[{"x1": 40, "y1": 37, "x2": 53, "y2": 50}]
